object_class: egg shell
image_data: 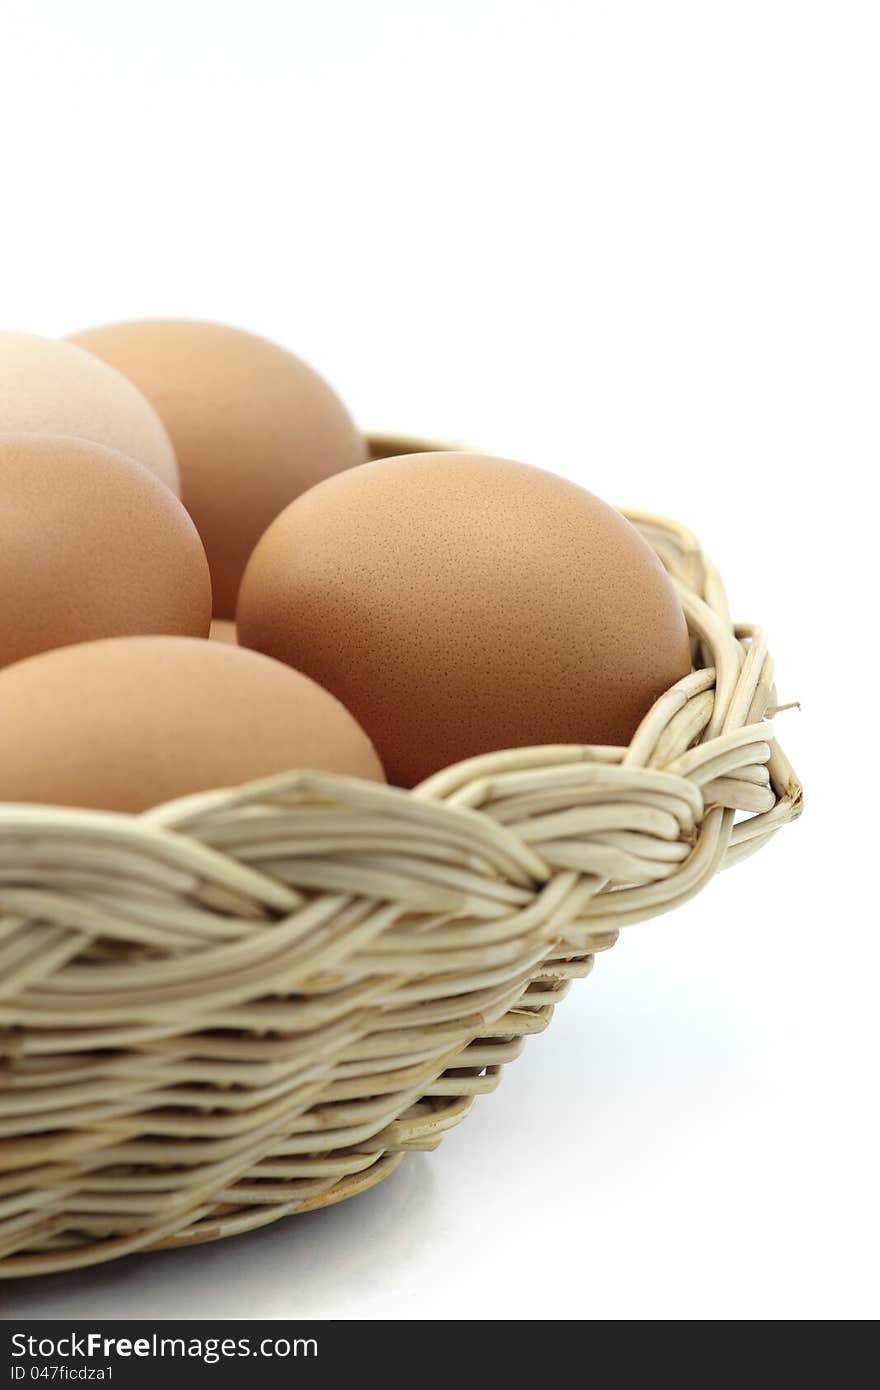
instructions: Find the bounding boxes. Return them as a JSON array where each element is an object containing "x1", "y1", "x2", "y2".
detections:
[
  {"x1": 0, "y1": 636, "x2": 385, "y2": 812},
  {"x1": 0, "y1": 331, "x2": 179, "y2": 492},
  {"x1": 68, "y1": 320, "x2": 367, "y2": 616},
  {"x1": 237, "y1": 451, "x2": 693, "y2": 787},
  {"x1": 0, "y1": 435, "x2": 211, "y2": 668}
]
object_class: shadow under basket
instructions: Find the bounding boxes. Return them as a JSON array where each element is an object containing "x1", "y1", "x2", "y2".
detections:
[{"x1": 0, "y1": 434, "x2": 802, "y2": 1278}]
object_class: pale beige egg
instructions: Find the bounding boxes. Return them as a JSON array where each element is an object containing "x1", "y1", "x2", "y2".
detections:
[{"x1": 0, "y1": 331, "x2": 178, "y2": 492}]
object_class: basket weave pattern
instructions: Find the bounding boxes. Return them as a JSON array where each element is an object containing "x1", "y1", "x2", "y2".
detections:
[{"x1": 0, "y1": 461, "x2": 801, "y2": 1277}]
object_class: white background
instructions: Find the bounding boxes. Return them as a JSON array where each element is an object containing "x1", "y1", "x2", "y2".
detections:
[{"x1": 1, "y1": 0, "x2": 877, "y2": 1321}]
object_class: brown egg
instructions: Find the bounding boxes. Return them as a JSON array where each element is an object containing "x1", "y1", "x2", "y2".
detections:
[
  {"x1": 0, "y1": 435, "x2": 211, "y2": 668},
  {"x1": 0, "y1": 331, "x2": 179, "y2": 492},
  {"x1": 238, "y1": 452, "x2": 692, "y2": 786},
  {"x1": 0, "y1": 636, "x2": 385, "y2": 811},
  {"x1": 68, "y1": 320, "x2": 367, "y2": 616}
]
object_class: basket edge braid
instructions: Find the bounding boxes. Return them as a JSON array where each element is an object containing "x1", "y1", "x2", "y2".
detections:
[{"x1": 0, "y1": 436, "x2": 802, "y2": 1277}]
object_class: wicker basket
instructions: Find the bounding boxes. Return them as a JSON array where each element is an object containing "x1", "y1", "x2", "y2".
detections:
[{"x1": 0, "y1": 434, "x2": 802, "y2": 1278}]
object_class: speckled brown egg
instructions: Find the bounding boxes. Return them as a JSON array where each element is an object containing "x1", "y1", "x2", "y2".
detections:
[
  {"x1": 68, "y1": 319, "x2": 367, "y2": 616},
  {"x1": 237, "y1": 452, "x2": 692, "y2": 787},
  {"x1": 0, "y1": 636, "x2": 385, "y2": 811},
  {"x1": 0, "y1": 435, "x2": 211, "y2": 668},
  {"x1": 0, "y1": 331, "x2": 179, "y2": 492}
]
